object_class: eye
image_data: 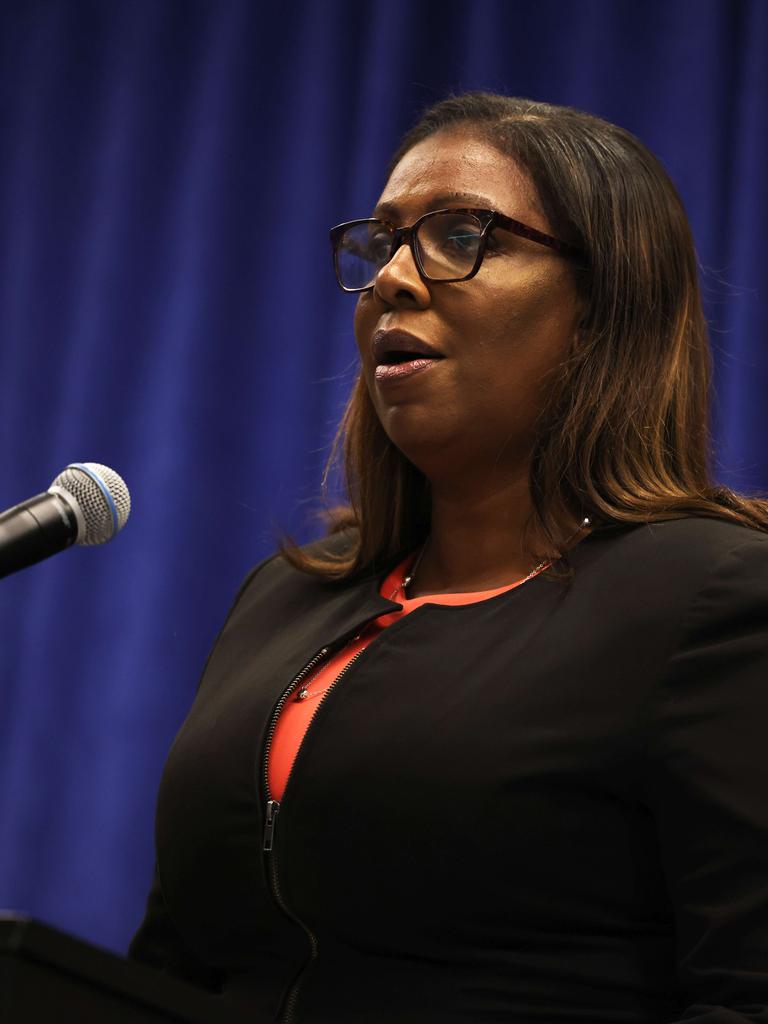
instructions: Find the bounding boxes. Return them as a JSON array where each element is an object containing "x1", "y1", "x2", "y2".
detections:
[
  {"x1": 482, "y1": 230, "x2": 502, "y2": 254},
  {"x1": 439, "y1": 222, "x2": 481, "y2": 256},
  {"x1": 367, "y1": 226, "x2": 394, "y2": 262}
]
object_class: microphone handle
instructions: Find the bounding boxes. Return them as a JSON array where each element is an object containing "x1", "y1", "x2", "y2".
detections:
[{"x1": 0, "y1": 492, "x2": 79, "y2": 579}]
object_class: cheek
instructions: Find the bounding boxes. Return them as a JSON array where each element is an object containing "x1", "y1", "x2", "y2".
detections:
[
  {"x1": 479, "y1": 273, "x2": 578, "y2": 359},
  {"x1": 353, "y1": 295, "x2": 375, "y2": 356}
]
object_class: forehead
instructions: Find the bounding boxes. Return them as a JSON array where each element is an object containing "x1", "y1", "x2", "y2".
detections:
[{"x1": 376, "y1": 130, "x2": 542, "y2": 222}]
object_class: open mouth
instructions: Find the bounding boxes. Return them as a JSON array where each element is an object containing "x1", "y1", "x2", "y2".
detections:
[
  {"x1": 372, "y1": 329, "x2": 444, "y2": 363},
  {"x1": 371, "y1": 329, "x2": 445, "y2": 383},
  {"x1": 377, "y1": 348, "x2": 442, "y2": 366}
]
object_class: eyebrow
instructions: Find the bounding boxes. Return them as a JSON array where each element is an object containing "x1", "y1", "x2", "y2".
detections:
[{"x1": 372, "y1": 191, "x2": 495, "y2": 220}]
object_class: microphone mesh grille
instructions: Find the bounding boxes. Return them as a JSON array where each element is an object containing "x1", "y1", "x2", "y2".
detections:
[{"x1": 51, "y1": 463, "x2": 131, "y2": 545}]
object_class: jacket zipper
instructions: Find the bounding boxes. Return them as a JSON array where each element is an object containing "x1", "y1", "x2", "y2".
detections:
[
  {"x1": 262, "y1": 646, "x2": 330, "y2": 850},
  {"x1": 261, "y1": 641, "x2": 367, "y2": 1023}
]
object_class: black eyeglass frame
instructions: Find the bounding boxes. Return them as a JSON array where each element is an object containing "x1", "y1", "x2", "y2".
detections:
[{"x1": 329, "y1": 207, "x2": 584, "y2": 293}]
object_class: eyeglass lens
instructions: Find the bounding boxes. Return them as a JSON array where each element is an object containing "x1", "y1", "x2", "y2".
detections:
[{"x1": 336, "y1": 212, "x2": 484, "y2": 290}]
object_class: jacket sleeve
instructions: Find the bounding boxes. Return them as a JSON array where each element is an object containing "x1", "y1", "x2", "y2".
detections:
[
  {"x1": 128, "y1": 863, "x2": 223, "y2": 989},
  {"x1": 128, "y1": 556, "x2": 279, "y2": 983},
  {"x1": 644, "y1": 534, "x2": 768, "y2": 1023}
]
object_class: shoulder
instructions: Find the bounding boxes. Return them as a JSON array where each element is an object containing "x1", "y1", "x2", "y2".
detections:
[
  {"x1": 568, "y1": 517, "x2": 768, "y2": 635},
  {"x1": 232, "y1": 527, "x2": 365, "y2": 605},
  {"x1": 577, "y1": 517, "x2": 768, "y2": 581}
]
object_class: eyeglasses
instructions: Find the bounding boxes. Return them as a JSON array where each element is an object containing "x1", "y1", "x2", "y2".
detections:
[{"x1": 329, "y1": 207, "x2": 582, "y2": 293}]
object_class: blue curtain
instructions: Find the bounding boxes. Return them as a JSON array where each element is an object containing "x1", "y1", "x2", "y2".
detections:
[{"x1": 1, "y1": 0, "x2": 766, "y2": 955}]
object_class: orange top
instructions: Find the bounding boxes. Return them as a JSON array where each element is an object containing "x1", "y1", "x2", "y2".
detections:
[{"x1": 267, "y1": 554, "x2": 542, "y2": 800}]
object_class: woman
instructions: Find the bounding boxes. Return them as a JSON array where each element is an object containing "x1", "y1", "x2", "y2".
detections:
[{"x1": 130, "y1": 93, "x2": 768, "y2": 1023}]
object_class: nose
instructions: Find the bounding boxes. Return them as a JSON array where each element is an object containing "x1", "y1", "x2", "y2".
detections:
[{"x1": 373, "y1": 238, "x2": 431, "y2": 308}]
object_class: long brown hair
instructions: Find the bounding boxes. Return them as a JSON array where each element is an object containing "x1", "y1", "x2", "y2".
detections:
[{"x1": 283, "y1": 92, "x2": 768, "y2": 580}]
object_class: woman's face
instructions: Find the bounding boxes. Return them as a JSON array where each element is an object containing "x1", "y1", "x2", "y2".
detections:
[{"x1": 353, "y1": 129, "x2": 584, "y2": 486}]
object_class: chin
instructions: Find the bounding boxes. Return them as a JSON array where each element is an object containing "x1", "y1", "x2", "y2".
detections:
[{"x1": 382, "y1": 417, "x2": 465, "y2": 475}]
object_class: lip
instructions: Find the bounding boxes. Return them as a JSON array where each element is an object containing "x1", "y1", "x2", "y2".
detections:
[
  {"x1": 371, "y1": 329, "x2": 444, "y2": 365},
  {"x1": 374, "y1": 358, "x2": 441, "y2": 385}
]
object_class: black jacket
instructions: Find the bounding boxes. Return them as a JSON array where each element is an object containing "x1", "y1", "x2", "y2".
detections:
[{"x1": 130, "y1": 518, "x2": 768, "y2": 1023}]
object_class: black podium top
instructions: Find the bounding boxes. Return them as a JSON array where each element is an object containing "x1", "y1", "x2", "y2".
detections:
[{"x1": 0, "y1": 913, "x2": 254, "y2": 1024}]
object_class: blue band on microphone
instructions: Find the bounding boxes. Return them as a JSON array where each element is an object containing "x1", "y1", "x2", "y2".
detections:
[{"x1": 67, "y1": 463, "x2": 118, "y2": 536}]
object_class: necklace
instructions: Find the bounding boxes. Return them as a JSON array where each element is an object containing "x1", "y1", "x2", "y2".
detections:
[
  {"x1": 396, "y1": 515, "x2": 591, "y2": 598},
  {"x1": 391, "y1": 540, "x2": 555, "y2": 600},
  {"x1": 389, "y1": 541, "x2": 429, "y2": 599}
]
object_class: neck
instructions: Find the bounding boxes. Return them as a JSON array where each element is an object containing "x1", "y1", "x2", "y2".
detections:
[{"x1": 408, "y1": 472, "x2": 548, "y2": 597}]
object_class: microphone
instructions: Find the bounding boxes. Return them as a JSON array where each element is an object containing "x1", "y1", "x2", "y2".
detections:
[{"x1": 0, "y1": 463, "x2": 131, "y2": 579}]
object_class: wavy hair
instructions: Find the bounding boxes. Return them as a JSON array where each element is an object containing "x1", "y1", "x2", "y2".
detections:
[{"x1": 282, "y1": 92, "x2": 768, "y2": 579}]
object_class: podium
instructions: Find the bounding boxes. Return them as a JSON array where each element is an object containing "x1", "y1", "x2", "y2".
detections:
[{"x1": 0, "y1": 913, "x2": 252, "y2": 1023}]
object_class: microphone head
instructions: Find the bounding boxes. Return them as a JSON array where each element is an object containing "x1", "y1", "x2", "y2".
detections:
[{"x1": 49, "y1": 463, "x2": 131, "y2": 546}]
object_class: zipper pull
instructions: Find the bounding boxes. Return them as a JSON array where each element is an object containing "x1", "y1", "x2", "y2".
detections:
[{"x1": 263, "y1": 799, "x2": 280, "y2": 852}]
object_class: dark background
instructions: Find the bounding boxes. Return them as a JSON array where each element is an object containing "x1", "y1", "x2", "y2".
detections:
[{"x1": 0, "y1": 0, "x2": 766, "y2": 956}]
